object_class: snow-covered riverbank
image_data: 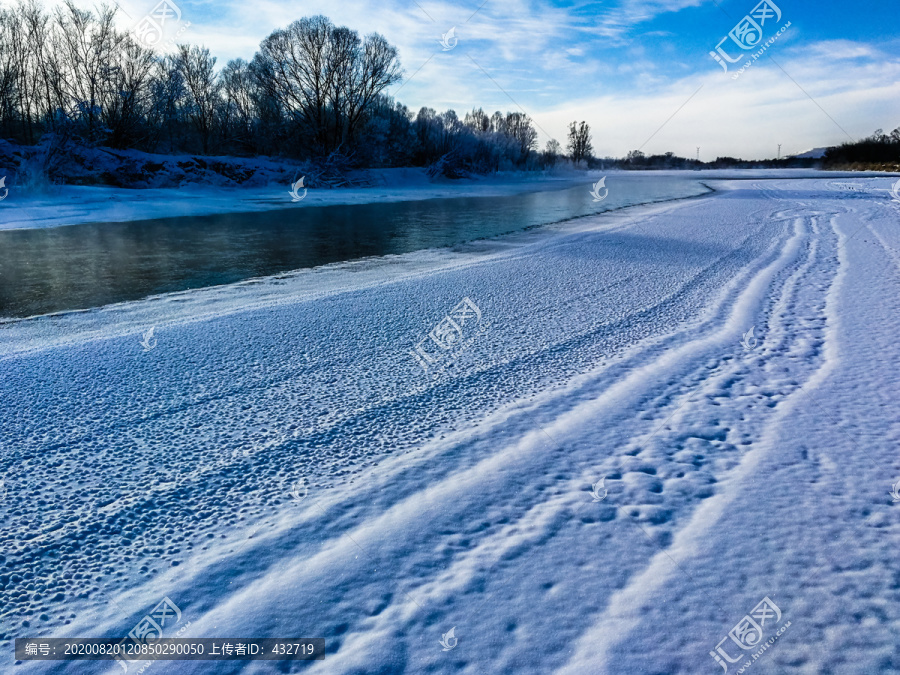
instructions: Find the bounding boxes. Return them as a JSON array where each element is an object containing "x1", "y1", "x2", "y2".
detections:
[
  {"x1": 4, "y1": 176, "x2": 900, "y2": 674},
  {"x1": 0, "y1": 168, "x2": 586, "y2": 231},
  {"x1": 0, "y1": 168, "x2": 889, "y2": 232}
]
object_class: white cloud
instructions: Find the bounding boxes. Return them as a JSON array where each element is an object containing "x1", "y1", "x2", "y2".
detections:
[
  {"x1": 591, "y1": 0, "x2": 709, "y2": 40},
  {"x1": 533, "y1": 42, "x2": 900, "y2": 159},
  {"x1": 53, "y1": 0, "x2": 900, "y2": 159}
]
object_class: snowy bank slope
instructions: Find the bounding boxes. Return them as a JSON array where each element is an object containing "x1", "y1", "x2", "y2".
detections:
[{"x1": 3, "y1": 177, "x2": 900, "y2": 674}]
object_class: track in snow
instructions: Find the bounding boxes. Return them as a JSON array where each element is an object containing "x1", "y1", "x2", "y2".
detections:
[{"x1": 4, "y1": 177, "x2": 900, "y2": 674}]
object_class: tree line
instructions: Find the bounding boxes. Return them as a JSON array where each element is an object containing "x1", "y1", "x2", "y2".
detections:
[
  {"x1": 0, "y1": 1, "x2": 600, "y2": 174},
  {"x1": 4, "y1": 1, "x2": 851, "y2": 177},
  {"x1": 822, "y1": 127, "x2": 900, "y2": 169}
]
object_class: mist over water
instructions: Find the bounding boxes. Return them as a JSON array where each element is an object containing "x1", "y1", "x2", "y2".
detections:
[{"x1": 0, "y1": 175, "x2": 708, "y2": 318}]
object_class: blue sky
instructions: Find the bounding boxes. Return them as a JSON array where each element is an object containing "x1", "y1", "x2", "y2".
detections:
[{"x1": 100, "y1": 0, "x2": 900, "y2": 158}]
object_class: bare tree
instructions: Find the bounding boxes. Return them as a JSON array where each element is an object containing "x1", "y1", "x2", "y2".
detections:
[
  {"x1": 145, "y1": 57, "x2": 185, "y2": 151},
  {"x1": 326, "y1": 25, "x2": 359, "y2": 149},
  {"x1": 220, "y1": 58, "x2": 258, "y2": 151},
  {"x1": 255, "y1": 15, "x2": 335, "y2": 153},
  {"x1": 50, "y1": 1, "x2": 124, "y2": 140},
  {"x1": 464, "y1": 107, "x2": 490, "y2": 133},
  {"x1": 255, "y1": 16, "x2": 400, "y2": 155},
  {"x1": 0, "y1": 6, "x2": 22, "y2": 136},
  {"x1": 413, "y1": 106, "x2": 440, "y2": 162},
  {"x1": 542, "y1": 138, "x2": 561, "y2": 166},
  {"x1": 172, "y1": 44, "x2": 220, "y2": 153},
  {"x1": 103, "y1": 38, "x2": 156, "y2": 148},
  {"x1": 625, "y1": 149, "x2": 645, "y2": 167},
  {"x1": 343, "y1": 32, "x2": 401, "y2": 145},
  {"x1": 504, "y1": 111, "x2": 537, "y2": 162},
  {"x1": 19, "y1": 0, "x2": 56, "y2": 141},
  {"x1": 567, "y1": 120, "x2": 592, "y2": 163}
]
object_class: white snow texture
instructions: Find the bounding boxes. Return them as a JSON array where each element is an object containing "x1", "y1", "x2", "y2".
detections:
[{"x1": 3, "y1": 175, "x2": 900, "y2": 674}]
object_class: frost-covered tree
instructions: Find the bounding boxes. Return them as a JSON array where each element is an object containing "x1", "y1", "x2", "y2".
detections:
[
  {"x1": 0, "y1": 2, "x2": 574, "y2": 173},
  {"x1": 464, "y1": 107, "x2": 490, "y2": 133}
]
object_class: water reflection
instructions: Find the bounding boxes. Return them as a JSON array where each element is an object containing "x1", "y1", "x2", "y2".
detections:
[{"x1": 0, "y1": 176, "x2": 708, "y2": 318}]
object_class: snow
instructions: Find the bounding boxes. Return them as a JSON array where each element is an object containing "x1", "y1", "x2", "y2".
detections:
[
  {"x1": 790, "y1": 147, "x2": 829, "y2": 159},
  {"x1": 3, "y1": 175, "x2": 900, "y2": 674},
  {"x1": 0, "y1": 167, "x2": 881, "y2": 232},
  {"x1": 0, "y1": 169, "x2": 584, "y2": 231}
]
